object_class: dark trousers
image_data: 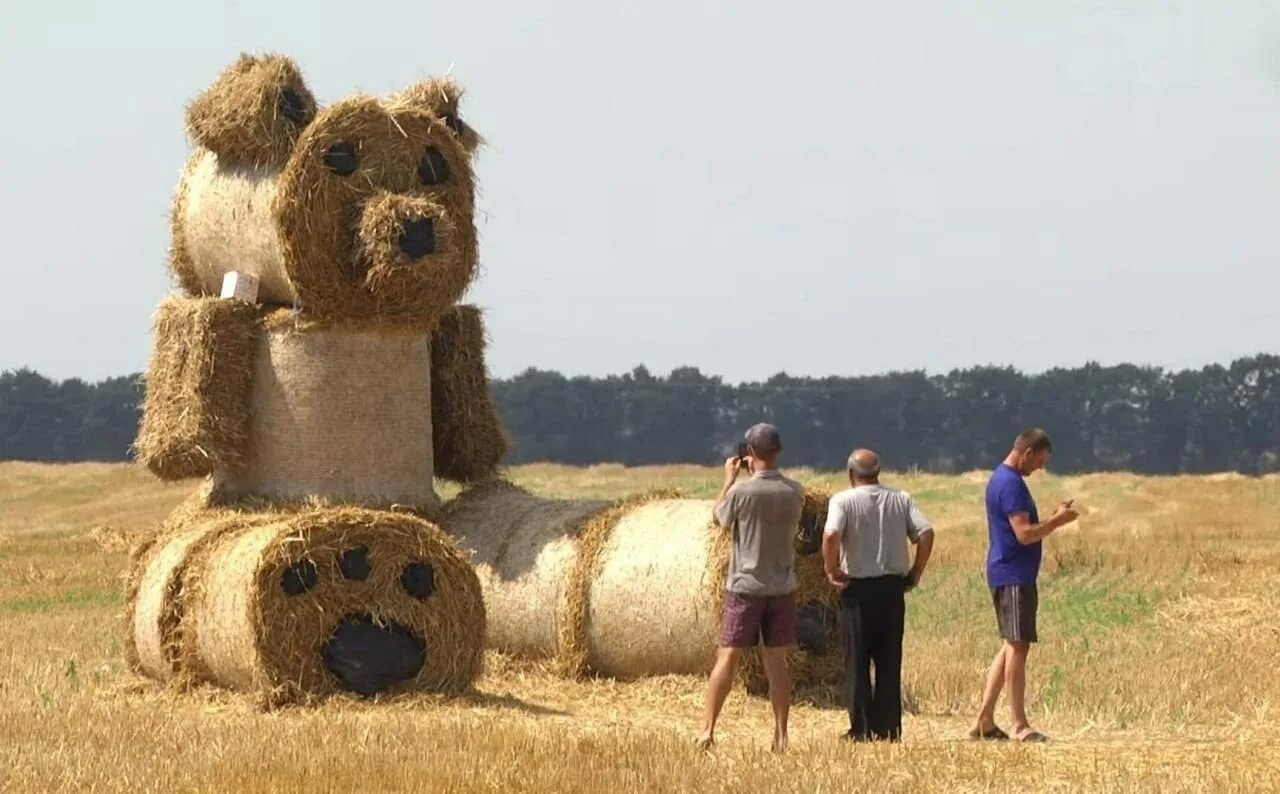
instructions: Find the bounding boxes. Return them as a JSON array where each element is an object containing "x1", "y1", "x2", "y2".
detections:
[{"x1": 840, "y1": 575, "x2": 906, "y2": 741}]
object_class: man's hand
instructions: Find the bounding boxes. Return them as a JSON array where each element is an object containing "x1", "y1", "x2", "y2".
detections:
[
  {"x1": 723, "y1": 456, "x2": 742, "y2": 485},
  {"x1": 826, "y1": 567, "x2": 848, "y2": 589},
  {"x1": 904, "y1": 569, "x2": 921, "y2": 593},
  {"x1": 1053, "y1": 501, "x2": 1079, "y2": 525}
]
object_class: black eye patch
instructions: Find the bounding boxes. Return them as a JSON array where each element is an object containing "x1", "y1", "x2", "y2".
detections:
[
  {"x1": 417, "y1": 147, "x2": 450, "y2": 186},
  {"x1": 324, "y1": 142, "x2": 359, "y2": 176}
]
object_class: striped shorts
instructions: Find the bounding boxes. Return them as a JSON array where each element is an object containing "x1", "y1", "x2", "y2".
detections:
[{"x1": 991, "y1": 584, "x2": 1038, "y2": 644}]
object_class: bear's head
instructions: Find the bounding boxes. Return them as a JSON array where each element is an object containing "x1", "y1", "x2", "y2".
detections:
[{"x1": 173, "y1": 53, "x2": 483, "y2": 328}]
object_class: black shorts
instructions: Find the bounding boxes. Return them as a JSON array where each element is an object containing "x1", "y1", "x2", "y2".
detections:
[{"x1": 991, "y1": 584, "x2": 1038, "y2": 644}]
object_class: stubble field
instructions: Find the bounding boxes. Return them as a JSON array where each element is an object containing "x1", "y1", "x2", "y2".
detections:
[{"x1": 0, "y1": 462, "x2": 1277, "y2": 792}]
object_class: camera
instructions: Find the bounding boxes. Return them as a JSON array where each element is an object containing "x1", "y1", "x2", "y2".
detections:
[{"x1": 736, "y1": 443, "x2": 751, "y2": 467}]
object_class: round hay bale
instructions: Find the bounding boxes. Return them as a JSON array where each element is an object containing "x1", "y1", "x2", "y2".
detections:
[
  {"x1": 124, "y1": 495, "x2": 269, "y2": 683},
  {"x1": 581, "y1": 498, "x2": 724, "y2": 677},
  {"x1": 442, "y1": 484, "x2": 842, "y2": 688},
  {"x1": 171, "y1": 87, "x2": 477, "y2": 327},
  {"x1": 183, "y1": 507, "x2": 483, "y2": 702},
  {"x1": 443, "y1": 482, "x2": 609, "y2": 658},
  {"x1": 212, "y1": 325, "x2": 439, "y2": 512}
]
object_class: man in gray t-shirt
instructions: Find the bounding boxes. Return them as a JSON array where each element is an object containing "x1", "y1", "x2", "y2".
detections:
[
  {"x1": 696, "y1": 423, "x2": 804, "y2": 753},
  {"x1": 823, "y1": 448, "x2": 934, "y2": 742}
]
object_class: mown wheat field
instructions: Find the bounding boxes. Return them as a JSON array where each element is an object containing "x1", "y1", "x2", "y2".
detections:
[{"x1": 0, "y1": 462, "x2": 1277, "y2": 793}]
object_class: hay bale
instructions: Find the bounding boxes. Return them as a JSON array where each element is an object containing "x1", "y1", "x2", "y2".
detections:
[
  {"x1": 443, "y1": 481, "x2": 609, "y2": 658},
  {"x1": 172, "y1": 86, "x2": 478, "y2": 327},
  {"x1": 212, "y1": 325, "x2": 439, "y2": 512},
  {"x1": 172, "y1": 150, "x2": 294, "y2": 305},
  {"x1": 574, "y1": 498, "x2": 721, "y2": 677},
  {"x1": 182, "y1": 506, "x2": 483, "y2": 701},
  {"x1": 442, "y1": 485, "x2": 842, "y2": 686},
  {"x1": 133, "y1": 296, "x2": 259, "y2": 481},
  {"x1": 388, "y1": 77, "x2": 484, "y2": 154},
  {"x1": 126, "y1": 510, "x2": 267, "y2": 682},
  {"x1": 430, "y1": 305, "x2": 508, "y2": 483},
  {"x1": 185, "y1": 53, "x2": 317, "y2": 169}
]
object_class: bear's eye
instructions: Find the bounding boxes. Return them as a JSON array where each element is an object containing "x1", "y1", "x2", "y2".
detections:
[
  {"x1": 279, "y1": 88, "x2": 309, "y2": 125},
  {"x1": 324, "y1": 142, "x2": 359, "y2": 176},
  {"x1": 400, "y1": 562, "x2": 435, "y2": 599},
  {"x1": 417, "y1": 147, "x2": 450, "y2": 186},
  {"x1": 442, "y1": 113, "x2": 464, "y2": 137}
]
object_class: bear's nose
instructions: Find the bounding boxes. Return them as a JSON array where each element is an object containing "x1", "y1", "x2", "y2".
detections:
[{"x1": 397, "y1": 217, "x2": 436, "y2": 260}]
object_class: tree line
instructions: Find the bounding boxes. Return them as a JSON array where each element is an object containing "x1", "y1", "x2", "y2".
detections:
[{"x1": 2, "y1": 355, "x2": 1278, "y2": 474}]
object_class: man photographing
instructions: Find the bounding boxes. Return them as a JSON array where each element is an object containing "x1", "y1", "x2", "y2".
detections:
[
  {"x1": 822, "y1": 448, "x2": 934, "y2": 742},
  {"x1": 696, "y1": 423, "x2": 804, "y2": 752},
  {"x1": 970, "y1": 428, "x2": 1079, "y2": 743}
]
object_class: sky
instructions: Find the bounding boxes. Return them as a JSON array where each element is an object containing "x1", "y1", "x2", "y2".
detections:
[{"x1": 1, "y1": 0, "x2": 1277, "y2": 384}]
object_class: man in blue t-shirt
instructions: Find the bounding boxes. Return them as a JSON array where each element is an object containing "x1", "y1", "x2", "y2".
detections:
[{"x1": 969, "y1": 428, "x2": 1078, "y2": 743}]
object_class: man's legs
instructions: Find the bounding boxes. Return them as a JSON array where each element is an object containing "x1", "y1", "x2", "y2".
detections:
[
  {"x1": 840, "y1": 585, "x2": 873, "y2": 739},
  {"x1": 868, "y1": 578, "x2": 906, "y2": 741},
  {"x1": 1004, "y1": 641, "x2": 1035, "y2": 738},
  {"x1": 697, "y1": 646, "x2": 743, "y2": 747},
  {"x1": 972, "y1": 644, "x2": 1007, "y2": 735},
  {"x1": 759, "y1": 593, "x2": 796, "y2": 752},
  {"x1": 759, "y1": 646, "x2": 791, "y2": 752}
]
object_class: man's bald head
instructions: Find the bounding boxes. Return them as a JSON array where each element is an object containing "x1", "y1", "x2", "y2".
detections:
[{"x1": 848, "y1": 448, "x2": 881, "y2": 482}]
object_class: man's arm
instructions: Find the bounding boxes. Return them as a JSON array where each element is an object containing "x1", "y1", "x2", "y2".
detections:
[
  {"x1": 1009, "y1": 503, "x2": 1078, "y2": 545},
  {"x1": 904, "y1": 497, "x2": 934, "y2": 590},
  {"x1": 822, "y1": 496, "x2": 848, "y2": 588},
  {"x1": 822, "y1": 530, "x2": 848, "y2": 588},
  {"x1": 907, "y1": 530, "x2": 934, "y2": 591},
  {"x1": 712, "y1": 456, "x2": 742, "y2": 528}
]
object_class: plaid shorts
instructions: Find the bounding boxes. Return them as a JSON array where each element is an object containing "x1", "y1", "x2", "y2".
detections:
[{"x1": 719, "y1": 591, "x2": 797, "y2": 648}]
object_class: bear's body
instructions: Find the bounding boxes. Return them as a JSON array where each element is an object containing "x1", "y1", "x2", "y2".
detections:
[{"x1": 126, "y1": 54, "x2": 499, "y2": 702}]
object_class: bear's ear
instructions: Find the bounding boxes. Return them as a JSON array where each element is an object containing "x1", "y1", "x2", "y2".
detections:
[
  {"x1": 389, "y1": 77, "x2": 483, "y2": 154},
  {"x1": 185, "y1": 53, "x2": 317, "y2": 169}
]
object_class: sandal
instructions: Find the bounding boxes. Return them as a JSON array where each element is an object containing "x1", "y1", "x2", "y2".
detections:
[
  {"x1": 1018, "y1": 731, "x2": 1049, "y2": 743},
  {"x1": 968, "y1": 726, "x2": 1010, "y2": 741}
]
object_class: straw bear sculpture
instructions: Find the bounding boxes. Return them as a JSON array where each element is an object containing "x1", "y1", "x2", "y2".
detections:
[{"x1": 125, "y1": 53, "x2": 500, "y2": 704}]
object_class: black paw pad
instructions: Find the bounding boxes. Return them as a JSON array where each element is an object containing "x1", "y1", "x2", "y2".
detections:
[
  {"x1": 323, "y1": 615, "x2": 426, "y2": 696},
  {"x1": 338, "y1": 546, "x2": 371, "y2": 581},
  {"x1": 281, "y1": 559, "x2": 318, "y2": 595},
  {"x1": 400, "y1": 562, "x2": 435, "y2": 599}
]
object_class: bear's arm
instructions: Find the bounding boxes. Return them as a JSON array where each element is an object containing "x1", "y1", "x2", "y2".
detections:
[
  {"x1": 430, "y1": 305, "x2": 508, "y2": 483},
  {"x1": 133, "y1": 296, "x2": 259, "y2": 480}
]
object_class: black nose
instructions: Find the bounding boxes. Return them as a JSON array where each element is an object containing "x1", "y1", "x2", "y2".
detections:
[
  {"x1": 398, "y1": 217, "x2": 436, "y2": 260},
  {"x1": 323, "y1": 615, "x2": 426, "y2": 696}
]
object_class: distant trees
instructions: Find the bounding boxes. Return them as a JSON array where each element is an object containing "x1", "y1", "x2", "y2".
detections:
[{"x1": 3, "y1": 355, "x2": 1279, "y2": 474}]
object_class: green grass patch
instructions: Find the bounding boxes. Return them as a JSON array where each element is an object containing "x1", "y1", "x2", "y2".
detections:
[
  {"x1": 2, "y1": 588, "x2": 121, "y2": 614},
  {"x1": 1038, "y1": 575, "x2": 1162, "y2": 632}
]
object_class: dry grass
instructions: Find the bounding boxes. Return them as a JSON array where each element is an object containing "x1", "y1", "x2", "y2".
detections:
[{"x1": 1, "y1": 461, "x2": 1278, "y2": 792}]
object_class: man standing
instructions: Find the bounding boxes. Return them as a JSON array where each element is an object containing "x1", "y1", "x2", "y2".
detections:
[
  {"x1": 696, "y1": 423, "x2": 805, "y2": 753},
  {"x1": 970, "y1": 429, "x2": 1078, "y2": 743},
  {"x1": 822, "y1": 449, "x2": 934, "y2": 742}
]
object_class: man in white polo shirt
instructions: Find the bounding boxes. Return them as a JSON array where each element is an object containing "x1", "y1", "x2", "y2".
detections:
[{"x1": 822, "y1": 448, "x2": 934, "y2": 742}]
